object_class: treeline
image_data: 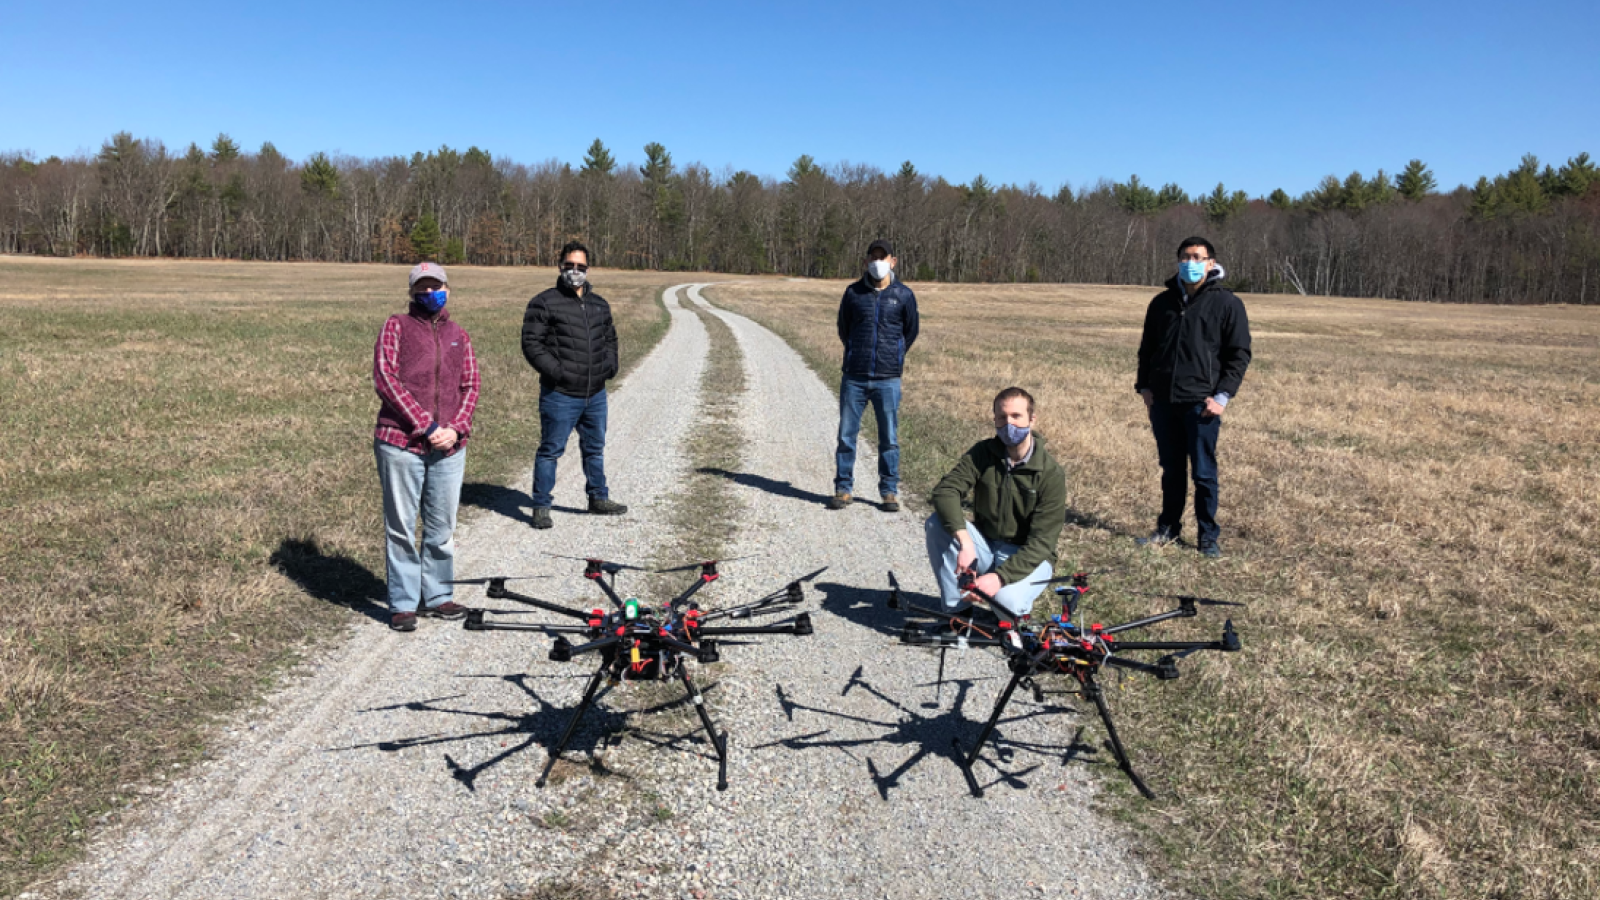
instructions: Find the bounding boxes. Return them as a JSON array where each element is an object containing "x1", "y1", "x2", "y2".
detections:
[{"x1": 3, "y1": 132, "x2": 1598, "y2": 304}]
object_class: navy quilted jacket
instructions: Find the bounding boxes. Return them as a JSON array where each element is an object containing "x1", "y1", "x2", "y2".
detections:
[{"x1": 836, "y1": 277, "x2": 919, "y2": 378}]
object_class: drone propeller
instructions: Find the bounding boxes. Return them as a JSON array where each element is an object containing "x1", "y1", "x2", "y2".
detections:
[
  {"x1": 655, "y1": 554, "x2": 760, "y2": 574},
  {"x1": 443, "y1": 575, "x2": 552, "y2": 585},
  {"x1": 1135, "y1": 591, "x2": 1246, "y2": 608},
  {"x1": 546, "y1": 553, "x2": 650, "y2": 573},
  {"x1": 1027, "y1": 567, "x2": 1121, "y2": 586}
]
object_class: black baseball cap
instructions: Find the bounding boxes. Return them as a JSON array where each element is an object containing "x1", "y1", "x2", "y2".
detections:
[{"x1": 867, "y1": 238, "x2": 894, "y2": 256}]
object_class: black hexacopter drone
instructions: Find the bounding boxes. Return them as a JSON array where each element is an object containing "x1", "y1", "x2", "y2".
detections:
[
  {"x1": 888, "y1": 569, "x2": 1243, "y2": 798},
  {"x1": 450, "y1": 556, "x2": 819, "y2": 790}
]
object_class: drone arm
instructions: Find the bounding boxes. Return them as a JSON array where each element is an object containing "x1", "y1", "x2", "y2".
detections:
[
  {"x1": 463, "y1": 619, "x2": 593, "y2": 634},
  {"x1": 1109, "y1": 639, "x2": 1229, "y2": 652},
  {"x1": 1102, "y1": 655, "x2": 1177, "y2": 679},
  {"x1": 668, "y1": 577, "x2": 713, "y2": 611},
  {"x1": 900, "y1": 631, "x2": 1004, "y2": 649},
  {"x1": 698, "y1": 614, "x2": 813, "y2": 637},
  {"x1": 490, "y1": 588, "x2": 592, "y2": 621},
  {"x1": 561, "y1": 634, "x2": 624, "y2": 658},
  {"x1": 1102, "y1": 605, "x2": 1196, "y2": 635},
  {"x1": 590, "y1": 577, "x2": 627, "y2": 611}
]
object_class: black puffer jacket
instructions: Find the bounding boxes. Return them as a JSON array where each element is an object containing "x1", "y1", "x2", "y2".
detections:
[
  {"x1": 521, "y1": 278, "x2": 619, "y2": 398},
  {"x1": 1135, "y1": 267, "x2": 1252, "y2": 404}
]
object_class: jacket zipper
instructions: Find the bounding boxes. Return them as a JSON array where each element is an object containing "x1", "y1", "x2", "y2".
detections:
[
  {"x1": 431, "y1": 318, "x2": 443, "y2": 437},
  {"x1": 868, "y1": 287, "x2": 880, "y2": 378},
  {"x1": 582, "y1": 293, "x2": 593, "y2": 397}
]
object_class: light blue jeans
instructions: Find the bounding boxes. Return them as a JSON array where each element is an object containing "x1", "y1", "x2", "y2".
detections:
[
  {"x1": 924, "y1": 514, "x2": 1051, "y2": 618},
  {"x1": 375, "y1": 440, "x2": 466, "y2": 614}
]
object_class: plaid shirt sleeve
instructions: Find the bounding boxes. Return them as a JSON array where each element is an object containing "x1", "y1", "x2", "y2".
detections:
[
  {"x1": 450, "y1": 329, "x2": 480, "y2": 437},
  {"x1": 374, "y1": 316, "x2": 433, "y2": 436}
]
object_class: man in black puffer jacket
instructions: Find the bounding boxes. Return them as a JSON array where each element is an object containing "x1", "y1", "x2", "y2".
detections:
[
  {"x1": 1135, "y1": 236, "x2": 1252, "y2": 558},
  {"x1": 521, "y1": 240, "x2": 626, "y2": 529},
  {"x1": 828, "y1": 238, "x2": 919, "y2": 513}
]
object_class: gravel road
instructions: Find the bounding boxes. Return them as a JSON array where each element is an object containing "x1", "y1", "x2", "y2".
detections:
[{"x1": 33, "y1": 284, "x2": 1172, "y2": 900}]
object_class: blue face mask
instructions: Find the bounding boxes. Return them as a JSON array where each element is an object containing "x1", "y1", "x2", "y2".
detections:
[
  {"x1": 413, "y1": 289, "x2": 447, "y2": 312},
  {"x1": 997, "y1": 423, "x2": 1031, "y2": 446},
  {"x1": 1179, "y1": 260, "x2": 1209, "y2": 284}
]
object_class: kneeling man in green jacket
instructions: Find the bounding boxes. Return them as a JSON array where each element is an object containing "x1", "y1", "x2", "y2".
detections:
[{"x1": 926, "y1": 386, "x2": 1067, "y2": 618}]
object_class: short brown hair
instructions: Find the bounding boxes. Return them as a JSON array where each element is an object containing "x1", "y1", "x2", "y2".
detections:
[{"x1": 993, "y1": 386, "x2": 1035, "y2": 415}]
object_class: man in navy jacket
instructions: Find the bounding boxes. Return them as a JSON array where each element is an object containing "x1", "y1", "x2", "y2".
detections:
[
  {"x1": 1135, "y1": 236, "x2": 1252, "y2": 558},
  {"x1": 829, "y1": 238, "x2": 919, "y2": 512}
]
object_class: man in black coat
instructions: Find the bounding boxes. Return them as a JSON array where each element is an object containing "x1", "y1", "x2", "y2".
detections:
[
  {"x1": 1134, "y1": 236, "x2": 1252, "y2": 558},
  {"x1": 828, "y1": 238, "x2": 919, "y2": 512},
  {"x1": 521, "y1": 240, "x2": 626, "y2": 529}
]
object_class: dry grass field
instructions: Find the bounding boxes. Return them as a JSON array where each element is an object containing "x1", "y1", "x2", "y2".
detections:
[
  {"x1": 0, "y1": 256, "x2": 676, "y2": 894},
  {"x1": 706, "y1": 279, "x2": 1600, "y2": 900}
]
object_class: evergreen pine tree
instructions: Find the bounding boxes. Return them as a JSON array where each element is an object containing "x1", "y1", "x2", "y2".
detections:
[
  {"x1": 1395, "y1": 159, "x2": 1437, "y2": 200},
  {"x1": 210, "y1": 133, "x2": 240, "y2": 162},
  {"x1": 409, "y1": 212, "x2": 442, "y2": 260},
  {"x1": 581, "y1": 139, "x2": 616, "y2": 177},
  {"x1": 300, "y1": 152, "x2": 340, "y2": 198},
  {"x1": 1267, "y1": 188, "x2": 1294, "y2": 210}
]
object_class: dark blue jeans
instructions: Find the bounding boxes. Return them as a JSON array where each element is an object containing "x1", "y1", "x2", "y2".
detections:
[
  {"x1": 835, "y1": 375, "x2": 901, "y2": 496},
  {"x1": 533, "y1": 387, "x2": 608, "y2": 508},
  {"x1": 1149, "y1": 400, "x2": 1222, "y2": 544}
]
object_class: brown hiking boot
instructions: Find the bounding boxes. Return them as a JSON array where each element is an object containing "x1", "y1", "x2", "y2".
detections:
[
  {"x1": 880, "y1": 493, "x2": 900, "y2": 512},
  {"x1": 826, "y1": 492, "x2": 852, "y2": 510}
]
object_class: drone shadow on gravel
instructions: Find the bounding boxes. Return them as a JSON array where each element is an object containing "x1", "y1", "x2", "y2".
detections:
[
  {"x1": 755, "y1": 665, "x2": 1095, "y2": 800},
  {"x1": 270, "y1": 536, "x2": 389, "y2": 624},
  {"x1": 330, "y1": 671, "x2": 725, "y2": 791},
  {"x1": 814, "y1": 580, "x2": 915, "y2": 635}
]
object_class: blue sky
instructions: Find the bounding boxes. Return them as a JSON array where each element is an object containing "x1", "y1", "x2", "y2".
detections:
[{"x1": 4, "y1": 0, "x2": 1596, "y2": 197}]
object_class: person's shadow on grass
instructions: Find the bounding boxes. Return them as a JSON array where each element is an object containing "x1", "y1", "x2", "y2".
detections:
[{"x1": 269, "y1": 536, "x2": 389, "y2": 624}]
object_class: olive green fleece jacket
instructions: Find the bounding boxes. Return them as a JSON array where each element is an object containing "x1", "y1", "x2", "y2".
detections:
[{"x1": 931, "y1": 436, "x2": 1067, "y2": 585}]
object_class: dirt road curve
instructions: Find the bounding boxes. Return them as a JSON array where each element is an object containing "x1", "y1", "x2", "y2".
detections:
[{"x1": 36, "y1": 284, "x2": 1168, "y2": 900}]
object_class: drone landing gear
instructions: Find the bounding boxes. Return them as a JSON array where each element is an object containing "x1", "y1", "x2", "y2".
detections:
[
  {"x1": 1082, "y1": 674, "x2": 1155, "y2": 800},
  {"x1": 679, "y1": 663, "x2": 730, "y2": 791},
  {"x1": 951, "y1": 662, "x2": 1028, "y2": 798},
  {"x1": 952, "y1": 666, "x2": 1156, "y2": 800},
  {"x1": 534, "y1": 661, "x2": 731, "y2": 791},
  {"x1": 537, "y1": 663, "x2": 612, "y2": 788}
]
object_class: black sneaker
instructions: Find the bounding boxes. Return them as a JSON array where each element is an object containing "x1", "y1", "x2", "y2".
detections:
[
  {"x1": 530, "y1": 507, "x2": 553, "y2": 530},
  {"x1": 390, "y1": 611, "x2": 418, "y2": 632},
  {"x1": 825, "y1": 492, "x2": 852, "y2": 510},
  {"x1": 588, "y1": 497, "x2": 628, "y2": 516},
  {"x1": 1198, "y1": 541, "x2": 1223, "y2": 559},
  {"x1": 1136, "y1": 527, "x2": 1178, "y2": 548},
  {"x1": 420, "y1": 601, "x2": 467, "y2": 619}
]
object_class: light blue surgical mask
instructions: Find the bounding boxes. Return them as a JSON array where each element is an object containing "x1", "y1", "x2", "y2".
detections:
[
  {"x1": 1179, "y1": 260, "x2": 1209, "y2": 284},
  {"x1": 997, "y1": 423, "x2": 1031, "y2": 446},
  {"x1": 412, "y1": 289, "x2": 447, "y2": 312}
]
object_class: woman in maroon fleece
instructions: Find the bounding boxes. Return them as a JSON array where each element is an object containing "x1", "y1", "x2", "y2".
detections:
[{"x1": 373, "y1": 262, "x2": 480, "y2": 632}]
